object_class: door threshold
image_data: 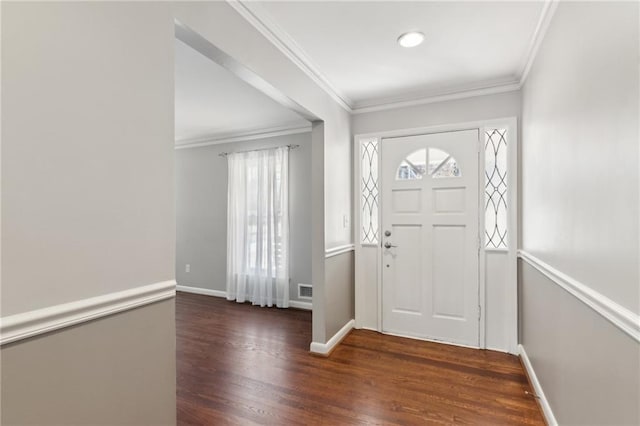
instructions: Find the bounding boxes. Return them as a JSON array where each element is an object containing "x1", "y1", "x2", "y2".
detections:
[{"x1": 380, "y1": 330, "x2": 480, "y2": 350}]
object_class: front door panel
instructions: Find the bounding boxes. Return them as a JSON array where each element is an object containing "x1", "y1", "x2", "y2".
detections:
[{"x1": 381, "y1": 130, "x2": 480, "y2": 347}]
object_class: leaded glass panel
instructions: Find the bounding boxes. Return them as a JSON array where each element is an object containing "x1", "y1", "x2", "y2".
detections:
[
  {"x1": 485, "y1": 129, "x2": 508, "y2": 249},
  {"x1": 361, "y1": 139, "x2": 379, "y2": 244}
]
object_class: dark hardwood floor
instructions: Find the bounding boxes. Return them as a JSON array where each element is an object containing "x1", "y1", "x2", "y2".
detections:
[{"x1": 176, "y1": 292, "x2": 544, "y2": 425}]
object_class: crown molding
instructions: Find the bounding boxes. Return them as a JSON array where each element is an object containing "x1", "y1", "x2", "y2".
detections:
[
  {"x1": 175, "y1": 123, "x2": 312, "y2": 150},
  {"x1": 228, "y1": 0, "x2": 558, "y2": 115},
  {"x1": 518, "y1": 0, "x2": 559, "y2": 86},
  {"x1": 351, "y1": 81, "x2": 521, "y2": 115},
  {"x1": 226, "y1": 0, "x2": 354, "y2": 112}
]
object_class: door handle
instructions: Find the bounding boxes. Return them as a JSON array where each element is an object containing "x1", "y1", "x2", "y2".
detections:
[{"x1": 384, "y1": 242, "x2": 397, "y2": 249}]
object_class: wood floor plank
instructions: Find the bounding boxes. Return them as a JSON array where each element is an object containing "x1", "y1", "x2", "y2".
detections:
[{"x1": 177, "y1": 292, "x2": 544, "y2": 425}]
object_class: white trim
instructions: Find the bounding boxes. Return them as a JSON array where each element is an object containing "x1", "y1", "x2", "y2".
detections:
[
  {"x1": 175, "y1": 124, "x2": 311, "y2": 150},
  {"x1": 325, "y1": 244, "x2": 355, "y2": 258},
  {"x1": 177, "y1": 285, "x2": 227, "y2": 299},
  {"x1": 309, "y1": 319, "x2": 355, "y2": 355},
  {"x1": 0, "y1": 280, "x2": 176, "y2": 346},
  {"x1": 485, "y1": 248, "x2": 509, "y2": 253},
  {"x1": 519, "y1": 250, "x2": 640, "y2": 343},
  {"x1": 354, "y1": 117, "x2": 519, "y2": 354},
  {"x1": 518, "y1": 0, "x2": 559, "y2": 86},
  {"x1": 482, "y1": 118, "x2": 519, "y2": 355},
  {"x1": 477, "y1": 128, "x2": 487, "y2": 350},
  {"x1": 177, "y1": 285, "x2": 312, "y2": 310},
  {"x1": 227, "y1": 0, "x2": 557, "y2": 115},
  {"x1": 351, "y1": 82, "x2": 520, "y2": 115},
  {"x1": 289, "y1": 300, "x2": 312, "y2": 311},
  {"x1": 518, "y1": 344, "x2": 558, "y2": 426},
  {"x1": 383, "y1": 330, "x2": 480, "y2": 350},
  {"x1": 226, "y1": 0, "x2": 353, "y2": 112},
  {"x1": 506, "y1": 119, "x2": 519, "y2": 354}
]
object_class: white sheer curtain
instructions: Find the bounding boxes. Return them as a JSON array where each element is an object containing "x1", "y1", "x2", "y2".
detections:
[{"x1": 226, "y1": 146, "x2": 289, "y2": 308}]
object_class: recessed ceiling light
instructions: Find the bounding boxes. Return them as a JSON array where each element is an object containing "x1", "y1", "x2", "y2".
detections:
[{"x1": 397, "y1": 31, "x2": 425, "y2": 48}]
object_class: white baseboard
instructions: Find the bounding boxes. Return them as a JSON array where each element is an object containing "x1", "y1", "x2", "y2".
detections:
[
  {"x1": 310, "y1": 319, "x2": 355, "y2": 355},
  {"x1": 177, "y1": 285, "x2": 312, "y2": 310},
  {"x1": 177, "y1": 285, "x2": 227, "y2": 298},
  {"x1": 0, "y1": 280, "x2": 176, "y2": 346},
  {"x1": 519, "y1": 344, "x2": 558, "y2": 426},
  {"x1": 289, "y1": 300, "x2": 312, "y2": 310}
]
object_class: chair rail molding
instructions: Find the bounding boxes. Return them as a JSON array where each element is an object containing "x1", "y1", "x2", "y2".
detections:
[
  {"x1": 325, "y1": 244, "x2": 355, "y2": 258},
  {"x1": 518, "y1": 250, "x2": 640, "y2": 343},
  {"x1": 0, "y1": 280, "x2": 176, "y2": 346}
]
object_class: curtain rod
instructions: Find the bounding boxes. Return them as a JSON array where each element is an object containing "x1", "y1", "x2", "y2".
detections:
[{"x1": 218, "y1": 144, "x2": 299, "y2": 157}]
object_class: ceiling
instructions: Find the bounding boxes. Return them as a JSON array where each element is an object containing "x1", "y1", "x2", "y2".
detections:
[
  {"x1": 174, "y1": 38, "x2": 309, "y2": 145},
  {"x1": 246, "y1": 1, "x2": 546, "y2": 110}
]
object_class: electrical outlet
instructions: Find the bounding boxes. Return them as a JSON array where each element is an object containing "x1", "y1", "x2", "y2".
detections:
[{"x1": 185, "y1": 264, "x2": 190, "y2": 273}]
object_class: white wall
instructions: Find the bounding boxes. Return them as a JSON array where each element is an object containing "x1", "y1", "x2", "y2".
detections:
[
  {"x1": 2, "y1": 1, "x2": 175, "y2": 316},
  {"x1": 172, "y1": 2, "x2": 353, "y2": 343},
  {"x1": 522, "y1": 1, "x2": 639, "y2": 314},
  {"x1": 175, "y1": 132, "x2": 312, "y2": 302},
  {"x1": 353, "y1": 91, "x2": 521, "y2": 352},
  {"x1": 520, "y1": 2, "x2": 639, "y2": 424}
]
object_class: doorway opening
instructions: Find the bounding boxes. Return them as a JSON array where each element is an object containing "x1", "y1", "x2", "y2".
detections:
[
  {"x1": 354, "y1": 119, "x2": 518, "y2": 353},
  {"x1": 173, "y1": 24, "x2": 318, "y2": 314}
]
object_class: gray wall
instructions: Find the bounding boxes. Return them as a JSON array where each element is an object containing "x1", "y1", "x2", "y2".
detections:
[
  {"x1": 172, "y1": 3, "x2": 353, "y2": 345},
  {"x1": 1, "y1": 300, "x2": 176, "y2": 425},
  {"x1": 520, "y1": 1, "x2": 639, "y2": 424},
  {"x1": 325, "y1": 251, "x2": 355, "y2": 339},
  {"x1": 176, "y1": 132, "x2": 312, "y2": 302},
  {"x1": 519, "y1": 262, "x2": 639, "y2": 425},
  {"x1": 1, "y1": 2, "x2": 176, "y2": 424}
]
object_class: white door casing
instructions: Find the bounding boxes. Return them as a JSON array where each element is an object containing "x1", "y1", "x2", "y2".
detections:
[{"x1": 381, "y1": 129, "x2": 480, "y2": 347}]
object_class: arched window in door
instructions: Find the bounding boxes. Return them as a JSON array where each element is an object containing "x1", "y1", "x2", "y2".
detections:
[{"x1": 396, "y1": 148, "x2": 461, "y2": 180}]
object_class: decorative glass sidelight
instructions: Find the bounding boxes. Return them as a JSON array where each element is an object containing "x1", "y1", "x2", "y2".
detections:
[
  {"x1": 484, "y1": 128, "x2": 508, "y2": 249},
  {"x1": 361, "y1": 138, "x2": 379, "y2": 244}
]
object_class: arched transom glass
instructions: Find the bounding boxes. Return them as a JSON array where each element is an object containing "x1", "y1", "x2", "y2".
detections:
[{"x1": 396, "y1": 148, "x2": 461, "y2": 180}]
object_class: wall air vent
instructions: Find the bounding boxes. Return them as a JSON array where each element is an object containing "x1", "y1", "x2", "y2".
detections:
[{"x1": 298, "y1": 284, "x2": 312, "y2": 300}]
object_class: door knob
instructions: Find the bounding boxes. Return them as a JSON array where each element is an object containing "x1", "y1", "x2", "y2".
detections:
[{"x1": 384, "y1": 242, "x2": 397, "y2": 249}]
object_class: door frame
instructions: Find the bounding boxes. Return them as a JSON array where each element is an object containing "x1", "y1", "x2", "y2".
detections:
[{"x1": 354, "y1": 118, "x2": 518, "y2": 352}]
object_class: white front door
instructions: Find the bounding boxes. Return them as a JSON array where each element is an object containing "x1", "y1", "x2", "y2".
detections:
[{"x1": 381, "y1": 129, "x2": 480, "y2": 347}]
